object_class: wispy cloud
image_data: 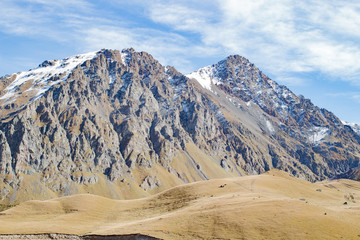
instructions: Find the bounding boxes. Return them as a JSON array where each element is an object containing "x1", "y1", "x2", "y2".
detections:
[
  {"x1": 326, "y1": 91, "x2": 360, "y2": 103},
  {"x1": 128, "y1": 0, "x2": 360, "y2": 87},
  {"x1": 79, "y1": 26, "x2": 192, "y2": 71},
  {"x1": 1, "y1": 0, "x2": 360, "y2": 123},
  {"x1": 0, "y1": 0, "x2": 93, "y2": 38},
  {"x1": 1, "y1": 0, "x2": 360, "y2": 87}
]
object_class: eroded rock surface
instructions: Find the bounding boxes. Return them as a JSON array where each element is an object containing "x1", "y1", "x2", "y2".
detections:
[{"x1": 0, "y1": 49, "x2": 359, "y2": 203}]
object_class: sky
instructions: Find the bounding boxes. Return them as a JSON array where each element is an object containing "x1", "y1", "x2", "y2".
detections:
[{"x1": 1, "y1": 0, "x2": 360, "y2": 123}]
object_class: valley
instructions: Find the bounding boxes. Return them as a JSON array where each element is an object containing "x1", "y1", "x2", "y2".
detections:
[{"x1": 0, "y1": 170, "x2": 359, "y2": 239}]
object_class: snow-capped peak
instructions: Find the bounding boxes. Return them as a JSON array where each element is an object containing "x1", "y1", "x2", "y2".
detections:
[
  {"x1": 342, "y1": 121, "x2": 360, "y2": 135},
  {"x1": 0, "y1": 51, "x2": 98, "y2": 103},
  {"x1": 186, "y1": 65, "x2": 220, "y2": 91}
]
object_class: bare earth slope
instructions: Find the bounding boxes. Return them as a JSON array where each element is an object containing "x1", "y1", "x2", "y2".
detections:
[{"x1": 0, "y1": 170, "x2": 359, "y2": 240}]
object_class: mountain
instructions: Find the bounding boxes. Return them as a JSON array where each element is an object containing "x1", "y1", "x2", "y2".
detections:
[
  {"x1": 342, "y1": 121, "x2": 360, "y2": 135},
  {"x1": 0, "y1": 48, "x2": 359, "y2": 203},
  {"x1": 1, "y1": 170, "x2": 360, "y2": 239}
]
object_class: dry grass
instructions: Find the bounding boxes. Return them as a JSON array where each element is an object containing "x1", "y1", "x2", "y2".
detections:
[
  {"x1": 1, "y1": 170, "x2": 360, "y2": 239},
  {"x1": 0, "y1": 204, "x2": 17, "y2": 212}
]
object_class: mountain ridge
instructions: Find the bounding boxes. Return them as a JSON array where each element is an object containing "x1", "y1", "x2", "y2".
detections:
[{"x1": 0, "y1": 48, "x2": 359, "y2": 203}]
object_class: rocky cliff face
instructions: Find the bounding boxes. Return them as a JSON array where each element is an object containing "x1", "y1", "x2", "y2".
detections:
[
  {"x1": 187, "y1": 55, "x2": 360, "y2": 178},
  {"x1": 0, "y1": 49, "x2": 359, "y2": 203}
]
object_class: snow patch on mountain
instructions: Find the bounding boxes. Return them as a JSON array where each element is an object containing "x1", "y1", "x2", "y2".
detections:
[
  {"x1": 266, "y1": 120, "x2": 275, "y2": 134},
  {"x1": 0, "y1": 51, "x2": 98, "y2": 102},
  {"x1": 109, "y1": 73, "x2": 117, "y2": 84},
  {"x1": 307, "y1": 126, "x2": 329, "y2": 145},
  {"x1": 106, "y1": 57, "x2": 117, "y2": 84},
  {"x1": 342, "y1": 121, "x2": 360, "y2": 135},
  {"x1": 120, "y1": 49, "x2": 132, "y2": 65},
  {"x1": 186, "y1": 65, "x2": 220, "y2": 90}
]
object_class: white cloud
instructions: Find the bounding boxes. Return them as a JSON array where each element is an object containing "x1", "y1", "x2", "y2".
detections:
[
  {"x1": 0, "y1": 0, "x2": 94, "y2": 38},
  {"x1": 2, "y1": 0, "x2": 360, "y2": 87},
  {"x1": 79, "y1": 26, "x2": 199, "y2": 73},
  {"x1": 276, "y1": 76, "x2": 308, "y2": 87},
  {"x1": 148, "y1": 3, "x2": 210, "y2": 32},
  {"x1": 306, "y1": 2, "x2": 360, "y2": 38},
  {"x1": 1, "y1": 0, "x2": 360, "y2": 123},
  {"x1": 132, "y1": 0, "x2": 360, "y2": 87}
]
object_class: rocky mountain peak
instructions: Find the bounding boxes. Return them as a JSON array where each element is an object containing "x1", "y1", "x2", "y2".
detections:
[{"x1": 0, "y1": 48, "x2": 359, "y2": 203}]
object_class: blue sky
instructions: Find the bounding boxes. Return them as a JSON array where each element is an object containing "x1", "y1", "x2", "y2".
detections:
[{"x1": 1, "y1": 0, "x2": 360, "y2": 123}]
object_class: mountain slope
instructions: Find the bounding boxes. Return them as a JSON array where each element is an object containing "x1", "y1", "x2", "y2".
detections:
[
  {"x1": 187, "y1": 55, "x2": 360, "y2": 178},
  {"x1": 0, "y1": 49, "x2": 359, "y2": 203},
  {"x1": 342, "y1": 121, "x2": 360, "y2": 135},
  {"x1": 0, "y1": 171, "x2": 359, "y2": 239}
]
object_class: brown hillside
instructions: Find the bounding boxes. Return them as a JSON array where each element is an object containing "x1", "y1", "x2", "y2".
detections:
[{"x1": 0, "y1": 170, "x2": 359, "y2": 239}]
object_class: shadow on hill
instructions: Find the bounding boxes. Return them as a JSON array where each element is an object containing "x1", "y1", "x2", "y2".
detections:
[{"x1": 84, "y1": 234, "x2": 160, "y2": 240}]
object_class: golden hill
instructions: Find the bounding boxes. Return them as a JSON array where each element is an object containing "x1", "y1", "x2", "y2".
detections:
[{"x1": 0, "y1": 170, "x2": 359, "y2": 240}]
